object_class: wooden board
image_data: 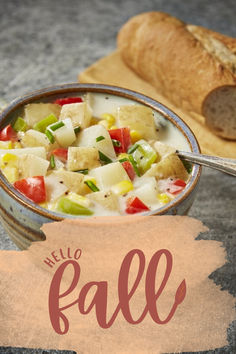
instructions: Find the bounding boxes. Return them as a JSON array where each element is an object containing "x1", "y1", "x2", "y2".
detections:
[{"x1": 79, "y1": 50, "x2": 236, "y2": 158}]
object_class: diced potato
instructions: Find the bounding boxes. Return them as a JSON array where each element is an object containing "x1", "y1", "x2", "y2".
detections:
[
  {"x1": 2, "y1": 166, "x2": 18, "y2": 183},
  {"x1": 49, "y1": 118, "x2": 76, "y2": 147},
  {"x1": 87, "y1": 190, "x2": 119, "y2": 211},
  {"x1": 153, "y1": 141, "x2": 176, "y2": 159},
  {"x1": 132, "y1": 177, "x2": 159, "y2": 205},
  {"x1": 54, "y1": 156, "x2": 65, "y2": 169},
  {"x1": 135, "y1": 184, "x2": 157, "y2": 205},
  {"x1": 44, "y1": 174, "x2": 68, "y2": 202},
  {"x1": 18, "y1": 154, "x2": 50, "y2": 178},
  {"x1": 75, "y1": 124, "x2": 116, "y2": 159},
  {"x1": 98, "y1": 119, "x2": 110, "y2": 130},
  {"x1": 89, "y1": 162, "x2": 130, "y2": 189},
  {"x1": 13, "y1": 142, "x2": 22, "y2": 149},
  {"x1": 59, "y1": 102, "x2": 92, "y2": 128},
  {"x1": 117, "y1": 105, "x2": 158, "y2": 140},
  {"x1": 144, "y1": 163, "x2": 158, "y2": 177},
  {"x1": 50, "y1": 170, "x2": 85, "y2": 195},
  {"x1": 0, "y1": 141, "x2": 13, "y2": 149},
  {"x1": 144, "y1": 153, "x2": 189, "y2": 181},
  {"x1": 24, "y1": 103, "x2": 61, "y2": 127},
  {"x1": 0, "y1": 147, "x2": 46, "y2": 159},
  {"x1": 67, "y1": 147, "x2": 100, "y2": 171},
  {"x1": 21, "y1": 129, "x2": 51, "y2": 149}
]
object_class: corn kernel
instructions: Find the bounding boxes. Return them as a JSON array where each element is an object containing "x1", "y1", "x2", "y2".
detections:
[
  {"x1": 130, "y1": 130, "x2": 142, "y2": 144},
  {"x1": 157, "y1": 193, "x2": 171, "y2": 204},
  {"x1": 0, "y1": 141, "x2": 13, "y2": 149},
  {"x1": 1, "y1": 153, "x2": 18, "y2": 169},
  {"x1": 101, "y1": 113, "x2": 116, "y2": 126},
  {"x1": 109, "y1": 125, "x2": 118, "y2": 130},
  {"x1": 2, "y1": 166, "x2": 18, "y2": 183},
  {"x1": 111, "y1": 180, "x2": 133, "y2": 195},
  {"x1": 67, "y1": 192, "x2": 91, "y2": 208},
  {"x1": 98, "y1": 119, "x2": 110, "y2": 130},
  {"x1": 39, "y1": 202, "x2": 48, "y2": 209},
  {"x1": 13, "y1": 142, "x2": 22, "y2": 149}
]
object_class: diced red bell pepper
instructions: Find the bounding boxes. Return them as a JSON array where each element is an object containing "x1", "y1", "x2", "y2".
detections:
[
  {"x1": 167, "y1": 179, "x2": 187, "y2": 195},
  {"x1": 53, "y1": 97, "x2": 83, "y2": 106},
  {"x1": 108, "y1": 127, "x2": 131, "y2": 153},
  {"x1": 14, "y1": 176, "x2": 46, "y2": 203},
  {"x1": 125, "y1": 196, "x2": 150, "y2": 214},
  {"x1": 122, "y1": 161, "x2": 135, "y2": 181},
  {"x1": 0, "y1": 124, "x2": 17, "y2": 141},
  {"x1": 52, "y1": 148, "x2": 68, "y2": 162},
  {"x1": 174, "y1": 179, "x2": 187, "y2": 187}
]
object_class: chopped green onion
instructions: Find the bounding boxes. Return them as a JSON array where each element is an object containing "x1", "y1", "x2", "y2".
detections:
[
  {"x1": 119, "y1": 158, "x2": 129, "y2": 163},
  {"x1": 57, "y1": 197, "x2": 93, "y2": 216},
  {"x1": 33, "y1": 114, "x2": 58, "y2": 132},
  {"x1": 50, "y1": 121, "x2": 65, "y2": 131},
  {"x1": 180, "y1": 158, "x2": 193, "y2": 174},
  {"x1": 96, "y1": 135, "x2": 105, "y2": 142},
  {"x1": 128, "y1": 143, "x2": 140, "y2": 154},
  {"x1": 112, "y1": 139, "x2": 121, "y2": 147},
  {"x1": 13, "y1": 117, "x2": 28, "y2": 132},
  {"x1": 50, "y1": 154, "x2": 55, "y2": 169},
  {"x1": 132, "y1": 140, "x2": 157, "y2": 174},
  {"x1": 98, "y1": 151, "x2": 112, "y2": 164},
  {"x1": 74, "y1": 126, "x2": 81, "y2": 134},
  {"x1": 84, "y1": 180, "x2": 100, "y2": 192},
  {"x1": 45, "y1": 129, "x2": 55, "y2": 143},
  {"x1": 76, "y1": 169, "x2": 89, "y2": 175},
  {"x1": 128, "y1": 154, "x2": 141, "y2": 177}
]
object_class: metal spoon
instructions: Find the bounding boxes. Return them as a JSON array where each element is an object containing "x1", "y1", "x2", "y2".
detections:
[{"x1": 176, "y1": 151, "x2": 236, "y2": 177}]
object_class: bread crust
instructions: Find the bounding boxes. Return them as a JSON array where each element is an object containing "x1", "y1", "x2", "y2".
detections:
[
  {"x1": 191, "y1": 25, "x2": 236, "y2": 55},
  {"x1": 117, "y1": 12, "x2": 236, "y2": 139}
]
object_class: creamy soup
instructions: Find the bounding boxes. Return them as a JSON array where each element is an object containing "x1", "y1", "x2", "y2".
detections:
[{"x1": 0, "y1": 93, "x2": 192, "y2": 216}]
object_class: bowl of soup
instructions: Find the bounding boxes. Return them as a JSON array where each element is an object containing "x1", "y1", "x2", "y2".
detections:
[{"x1": 0, "y1": 83, "x2": 201, "y2": 249}]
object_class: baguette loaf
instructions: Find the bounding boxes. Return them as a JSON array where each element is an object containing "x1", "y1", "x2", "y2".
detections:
[{"x1": 117, "y1": 12, "x2": 236, "y2": 140}]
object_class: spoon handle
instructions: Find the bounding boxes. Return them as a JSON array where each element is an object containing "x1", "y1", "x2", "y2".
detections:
[{"x1": 177, "y1": 151, "x2": 236, "y2": 177}]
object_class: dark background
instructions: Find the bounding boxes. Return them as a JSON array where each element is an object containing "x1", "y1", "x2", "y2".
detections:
[{"x1": 0, "y1": 0, "x2": 235, "y2": 353}]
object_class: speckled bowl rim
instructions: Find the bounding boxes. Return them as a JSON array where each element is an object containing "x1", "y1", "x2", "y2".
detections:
[{"x1": 0, "y1": 83, "x2": 202, "y2": 219}]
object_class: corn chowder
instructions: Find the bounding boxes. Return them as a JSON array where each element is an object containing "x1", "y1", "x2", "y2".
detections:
[{"x1": 0, "y1": 93, "x2": 192, "y2": 216}]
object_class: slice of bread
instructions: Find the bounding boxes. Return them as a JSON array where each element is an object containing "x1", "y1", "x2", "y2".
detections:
[{"x1": 203, "y1": 85, "x2": 236, "y2": 139}]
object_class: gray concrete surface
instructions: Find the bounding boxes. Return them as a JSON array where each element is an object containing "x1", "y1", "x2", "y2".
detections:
[{"x1": 0, "y1": 0, "x2": 235, "y2": 353}]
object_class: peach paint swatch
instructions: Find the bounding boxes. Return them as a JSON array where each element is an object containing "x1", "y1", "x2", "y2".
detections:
[{"x1": 0, "y1": 215, "x2": 234, "y2": 353}]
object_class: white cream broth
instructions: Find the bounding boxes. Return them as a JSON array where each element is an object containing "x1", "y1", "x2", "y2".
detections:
[
  {"x1": 89, "y1": 93, "x2": 191, "y2": 152},
  {"x1": 1, "y1": 92, "x2": 192, "y2": 218},
  {"x1": 78, "y1": 92, "x2": 191, "y2": 216}
]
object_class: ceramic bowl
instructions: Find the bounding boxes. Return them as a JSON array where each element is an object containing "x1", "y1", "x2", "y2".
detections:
[{"x1": 0, "y1": 83, "x2": 201, "y2": 249}]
